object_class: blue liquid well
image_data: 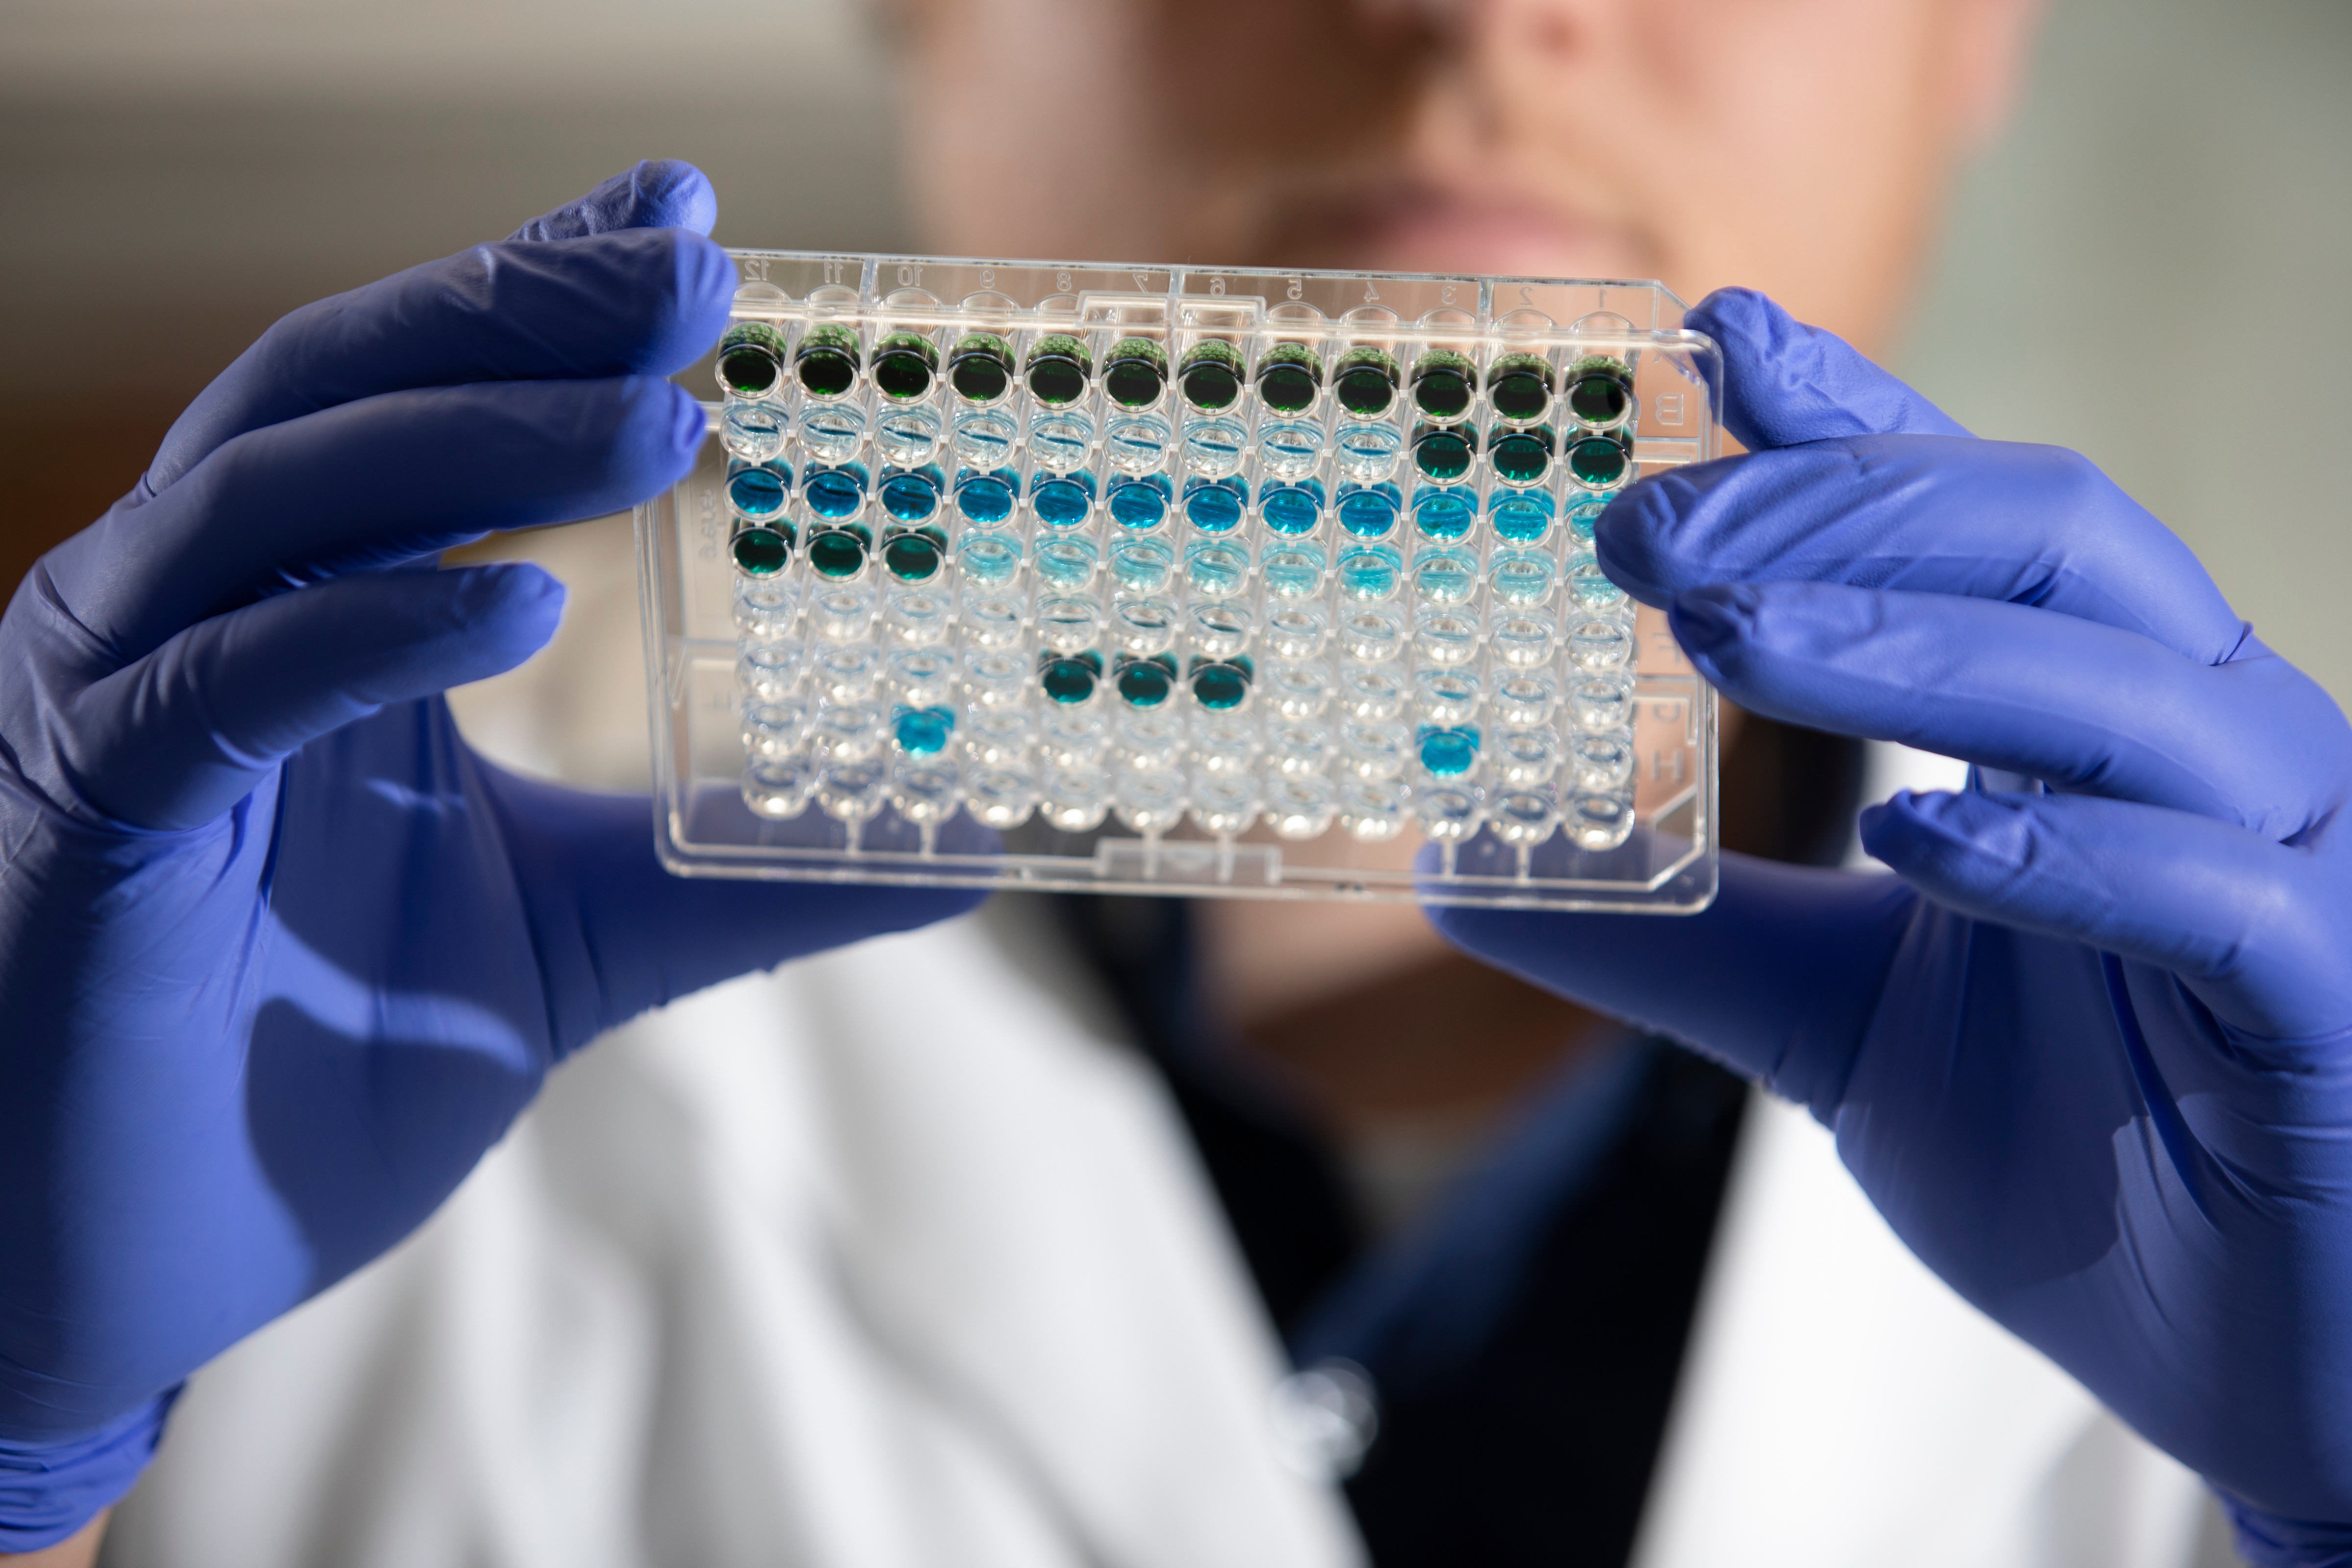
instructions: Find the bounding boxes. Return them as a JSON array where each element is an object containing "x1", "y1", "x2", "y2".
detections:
[
  {"x1": 1491, "y1": 490, "x2": 1555, "y2": 544},
  {"x1": 1032, "y1": 472, "x2": 1096, "y2": 528},
  {"x1": 1337, "y1": 483, "x2": 1402, "y2": 539},
  {"x1": 878, "y1": 466, "x2": 943, "y2": 523},
  {"x1": 956, "y1": 469, "x2": 1019, "y2": 525},
  {"x1": 1261, "y1": 481, "x2": 1325, "y2": 536},
  {"x1": 727, "y1": 461, "x2": 791, "y2": 518},
  {"x1": 1413, "y1": 487, "x2": 1475, "y2": 541},
  {"x1": 1184, "y1": 478, "x2": 1247, "y2": 533},
  {"x1": 1418, "y1": 725, "x2": 1480, "y2": 777},
  {"x1": 805, "y1": 465, "x2": 867, "y2": 521},
  {"x1": 1339, "y1": 545, "x2": 1402, "y2": 601},
  {"x1": 893, "y1": 706, "x2": 956, "y2": 756},
  {"x1": 1107, "y1": 474, "x2": 1172, "y2": 530},
  {"x1": 1568, "y1": 498, "x2": 1612, "y2": 541}
]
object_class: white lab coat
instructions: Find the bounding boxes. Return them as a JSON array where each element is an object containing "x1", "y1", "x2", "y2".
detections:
[
  {"x1": 98, "y1": 518, "x2": 2242, "y2": 1566},
  {"x1": 101, "y1": 900, "x2": 2237, "y2": 1568}
]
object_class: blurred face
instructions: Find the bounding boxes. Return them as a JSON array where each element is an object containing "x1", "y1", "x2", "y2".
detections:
[{"x1": 892, "y1": 0, "x2": 2035, "y2": 355}]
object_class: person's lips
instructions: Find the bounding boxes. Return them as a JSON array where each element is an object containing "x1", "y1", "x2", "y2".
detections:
[{"x1": 1255, "y1": 184, "x2": 1656, "y2": 281}]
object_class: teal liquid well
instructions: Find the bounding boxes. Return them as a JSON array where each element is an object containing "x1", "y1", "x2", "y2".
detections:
[
  {"x1": 1489, "y1": 425, "x2": 1554, "y2": 486},
  {"x1": 807, "y1": 529, "x2": 869, "y2": 579},
  {"x1": 1418, "y1": 725, "x2": 1481, "y2": 777},
  {"x1": 1190, "y1": 660, "x2": 1252, "y2": 711},
  {"x1": 1040, "y1": 654, "x2": 1102, "y2": 705},
  {"x1": 731, "y1": 523, "x2": 792, "y2": 577},
  {"x1": 1568, "y1": 432, "x2": 1632, "y2": 489},
  {"x1": 1117, "y1": 654, "x2": 1177, "y2": 708},
  {"x1": 892, "y1": 705, "x2": 956, "y2": 756},
  {"x1": 882, "y1": 529, "x2": 945, "y2": 583},
  {"x1": 1412, "y1": 425, "x2": 1475, "y2": 482}
]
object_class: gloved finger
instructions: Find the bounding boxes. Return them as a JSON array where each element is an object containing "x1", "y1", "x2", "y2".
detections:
[
  {"x1": 147, "y1": 223, "x2": 732, "y2": 494},
  {"x1": 1862, "y1": 788, "x2": 2352, "y2": 1041},
  {"x1": 51, "y1": 376, "x2": 699, "y2": 662},
  {"x1": 504, "y1": 158, "x2": 719, "y2": 243},
  {"x1": 1599, "y1": 435, "x2": 2249, "y2": 664},
  {"x1": 60, "y1": 564, "x2": 564, "y2": 831},
  {"x1": 1670, "y1": 580, "x2": 2351, "y2": 841},
  {"x1": 1427, "y1": 851, "x2": 1919, "y2": 1120},
  {"x1": 1687, "y1": 287, "x2": 1971, "y2": 448},
  {"x1": 476, "y1": 767, "x2": 992, "y2": 1058}
]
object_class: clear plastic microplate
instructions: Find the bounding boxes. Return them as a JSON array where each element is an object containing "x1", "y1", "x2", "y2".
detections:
[{"x1": 637, "y1": 251, "x2": 1720, "y2": 909}]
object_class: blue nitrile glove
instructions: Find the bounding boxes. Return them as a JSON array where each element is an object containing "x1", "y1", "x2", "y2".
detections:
[
  {"x1": 0, "y1": 161, "x2": 981, "y2": 1550},
  {"x1": 1432, "y1": 289, "x2": 2352, "y2": 1566}
]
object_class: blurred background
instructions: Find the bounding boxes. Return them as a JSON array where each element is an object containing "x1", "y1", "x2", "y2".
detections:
[{"x1": 4, "y1": 0, "x2": 2347, "y2": 770}]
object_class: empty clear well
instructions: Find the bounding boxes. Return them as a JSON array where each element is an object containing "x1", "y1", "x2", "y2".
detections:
[{"x1": 640, "y1": 253, "x2": 1720, "y2": 908}]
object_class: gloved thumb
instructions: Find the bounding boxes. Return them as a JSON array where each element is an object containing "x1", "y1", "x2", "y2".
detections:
[
  {"x1": 1688, "y1": 287, "x2": 1970, "y2": 450},
  {"x1": 64, "y1": 564, "x2": 564, "y2": 832},
  {"x1": 507, "y1": 159, "x2": 718, "y2": 242}
]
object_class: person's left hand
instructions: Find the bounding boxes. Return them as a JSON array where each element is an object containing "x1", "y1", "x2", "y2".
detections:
[
  {"x1": 1433, "y1": 288, "x2": 2352, "y2": 1565},
  {"x1": 0, "y1": 162, "x2": 982, "y2": 1552}
]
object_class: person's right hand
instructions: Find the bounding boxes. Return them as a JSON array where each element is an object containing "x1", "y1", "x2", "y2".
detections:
[
  {"x1": 1434, "y1": 291, "x2": 2352, "y2": 1566},
  {"x1": 0, "y1": 161, "x2": 982, "y2": 1553}
]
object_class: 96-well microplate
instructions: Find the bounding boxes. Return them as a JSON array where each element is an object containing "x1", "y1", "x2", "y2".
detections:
[{"x1": 637, "y1": 252, "x2": 1718, "y2": 908}]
